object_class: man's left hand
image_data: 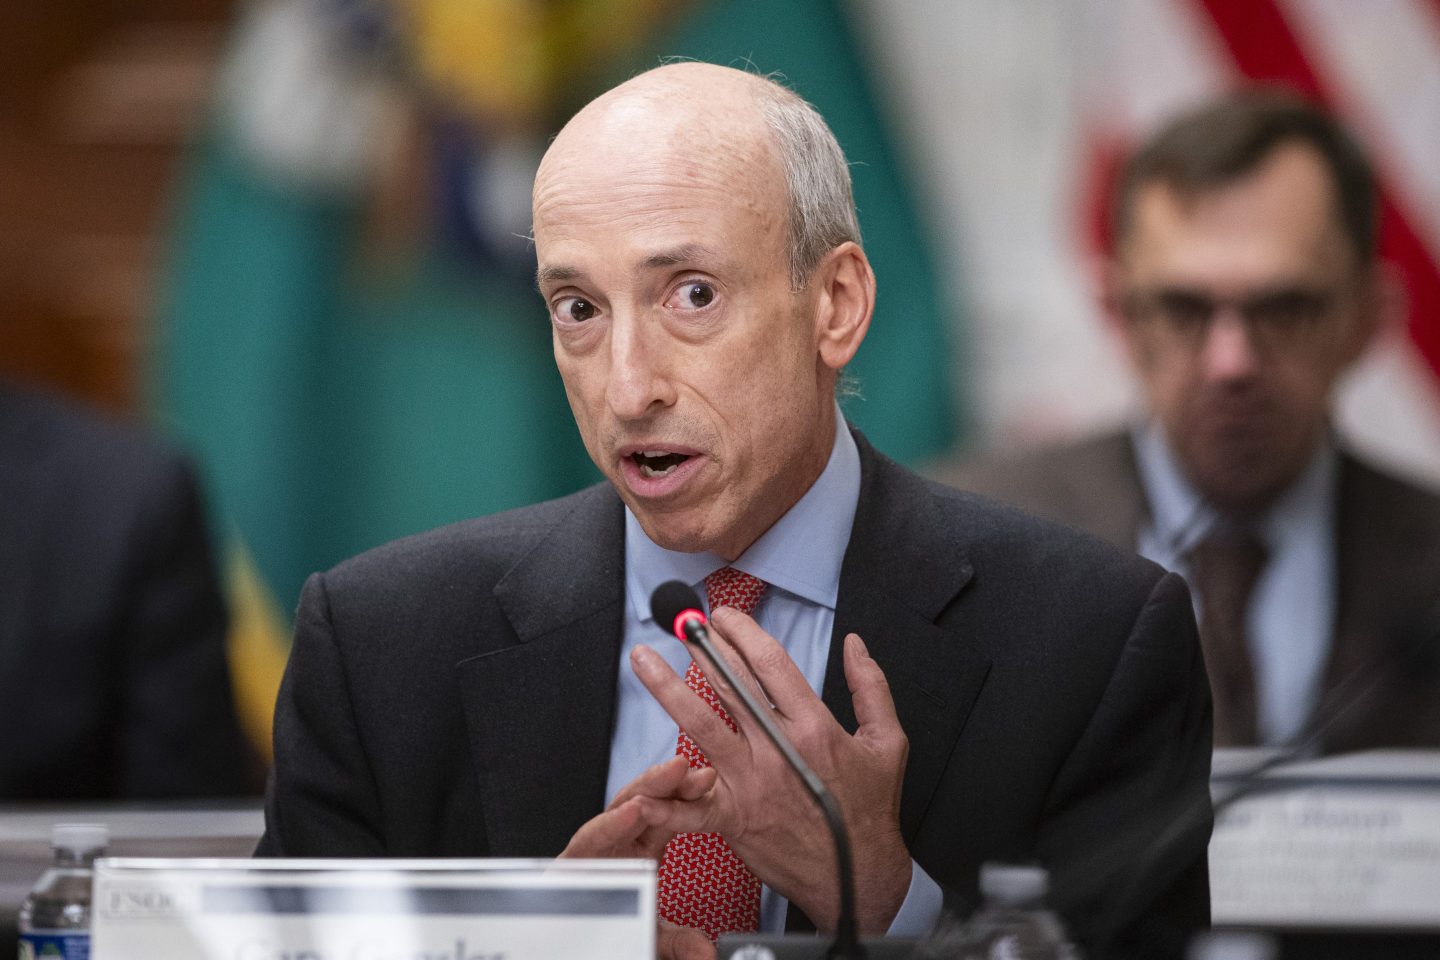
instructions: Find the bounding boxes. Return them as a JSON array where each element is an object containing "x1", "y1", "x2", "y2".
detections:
[{"x1": 630, "y1": 609, "x2": 911, "y2": 934}]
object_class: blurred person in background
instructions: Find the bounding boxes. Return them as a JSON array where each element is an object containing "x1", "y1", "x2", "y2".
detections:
[
  {"x1": 939, "y1": 91, "x2": 1440, "y2": 753},
  {"x1": 0, "y1": 379, "x2": 254, "y2": 799}
]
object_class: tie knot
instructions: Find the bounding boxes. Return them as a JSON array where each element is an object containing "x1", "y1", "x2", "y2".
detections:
[
  {"x1": 704, "y1": 567, "x2": 767, "y2": 617},
  {"x1": 1189, "y1": 526, "x2": 1269, "y2": 597}
]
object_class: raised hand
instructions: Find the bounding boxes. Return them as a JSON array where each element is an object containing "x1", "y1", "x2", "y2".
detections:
[
  {"x1": 630, "y1": 608, "x2": 911, "y2": 934},
  {"x1": 560, "y1": 757, "x2": 721, "y2": 959}
]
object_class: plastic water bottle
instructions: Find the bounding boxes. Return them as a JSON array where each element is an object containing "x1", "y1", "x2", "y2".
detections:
[
  {"x1": 921, "y1": 863, "x2": 1081, "y2": 960},
  {"x1": 17, "y1": 823, "x2": 108, "y2": 960}
]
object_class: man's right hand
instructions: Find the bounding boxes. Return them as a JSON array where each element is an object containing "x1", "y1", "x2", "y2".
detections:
[
  {"x1": 559, "y1": 754, "x2": 715, "y2": 859},
  {"x1": 658, "y1": 920, "x2": 716, "y2": 960},
  {"x1": 559, "y1": 756, "x2": 718, "y2": 959}
]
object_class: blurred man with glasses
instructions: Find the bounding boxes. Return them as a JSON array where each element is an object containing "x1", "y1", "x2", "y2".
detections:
[{"x1": 941, "y1": 90, "x2": 1440, "y2": 752}]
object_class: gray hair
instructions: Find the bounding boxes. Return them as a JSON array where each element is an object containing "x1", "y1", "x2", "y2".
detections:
[{"x1": 757, "y1": 82, "x2": 863, "y2": 289}]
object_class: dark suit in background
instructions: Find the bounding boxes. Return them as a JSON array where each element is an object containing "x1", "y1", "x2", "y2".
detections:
[
  {"x1": 940, "y1": 431, "x2": 1440, "y2": 753},
  {"x1": 0, "y1": 382, "x2": 253, "y2": 799},
  {"x1": 260, "y1": 434, "x2": 1212, "y2": 959}
]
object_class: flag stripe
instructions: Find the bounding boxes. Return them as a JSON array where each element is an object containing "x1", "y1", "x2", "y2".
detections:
[
  {"x1": 1280, "y1": 0, "x2": 1440, "y2": 265},
  {"x1": 1197, "y1": 0, "x2": 1440, "y2": 381},
  {"x1": 1199, "y1": 0, "x2": 1324, "y2": 94}
]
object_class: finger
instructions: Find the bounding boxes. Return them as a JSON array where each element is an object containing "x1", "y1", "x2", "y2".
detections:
[
  {"x1": 644, "y1": 788, "x2": 725, "y2": 838},
  {"x1": 608, "y1": 755, "x2": 690, "y2": 810},
  {"x1": 676, "y1": 764, "x2": 717, "y2": 801},
  {"x1": 844, "y1": 634, "x2": 907, "y2": 749},
  {"x1": 657, "y1": 921, "x2": 717, "y2": 960},
  {"x1": 615, "y1": 757, "x2": 718, "y2": 806},
  {"x1": 632, "y1": 645, "x2": 741, "y2": 763},
  {"x1": 560, "y1": 797, "x2": 646, "y2": 858},
  {"x1": 565, "y1": 794, "x2": 694, "y2": 859},
  {"x1": 686, "y1": 617, "x2": 770, "y2": 719},
  {"x1": 711, "y1": 606, "x2": 820, "y2": 718}
]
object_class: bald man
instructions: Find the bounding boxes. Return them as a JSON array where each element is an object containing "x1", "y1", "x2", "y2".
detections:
[{"x1": 260, "y1": 64, "x2": 1212, "y2": 960}]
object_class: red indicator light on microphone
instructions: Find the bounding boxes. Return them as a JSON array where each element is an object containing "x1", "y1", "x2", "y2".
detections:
[{"x1": 671, "y1": 608, "x2": 706, "y2": 640}]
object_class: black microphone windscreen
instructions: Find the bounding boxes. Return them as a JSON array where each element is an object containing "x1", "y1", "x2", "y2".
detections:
[{"x1": 651, "y1": 580, "x2": 704, "y2": 634}]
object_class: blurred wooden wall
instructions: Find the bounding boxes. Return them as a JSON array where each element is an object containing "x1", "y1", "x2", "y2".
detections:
[{"x1": 0, "y1": 1, "x2": 234, "y2": 414}]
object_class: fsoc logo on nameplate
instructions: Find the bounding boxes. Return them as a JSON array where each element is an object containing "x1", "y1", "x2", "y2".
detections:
[{"x1": 90, "y1": 859, "x2": 656, "y2": 960}]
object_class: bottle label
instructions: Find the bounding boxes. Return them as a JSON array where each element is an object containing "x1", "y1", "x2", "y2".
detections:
[{"x1": 18, "y1": 932, "x2": 89, "y2": 960}]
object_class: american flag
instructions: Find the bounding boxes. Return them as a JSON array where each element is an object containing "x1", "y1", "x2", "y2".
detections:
[{"x1": 857, "y1": 0, "x2": 1440, "y2": 478}]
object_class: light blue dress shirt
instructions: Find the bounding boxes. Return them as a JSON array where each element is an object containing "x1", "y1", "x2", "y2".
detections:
[
  {"x1": 605, "y1": 411, "x2": 943, "y2": 936},
  {"x1": 1133, "y1": 424, "x2": 1338, "y2": 745}
]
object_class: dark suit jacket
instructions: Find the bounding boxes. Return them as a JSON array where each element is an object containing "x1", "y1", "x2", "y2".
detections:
[
  {"x1": 0, "y1": 383, "x2": 252, "y2": 799},
  {"x1": 260, "y1": 433, "x2": 1212, "y2": 958},
  {"x1": 936, "y1": 429, "x2": 1440, "y2": 752}
]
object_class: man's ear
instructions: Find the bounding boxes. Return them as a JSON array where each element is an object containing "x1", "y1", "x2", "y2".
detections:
[
  {"x1": 1100, "y1": 258, "x2": 1142, "y2": 365},
  {"x1": 813, "y1": 242, "x2": 876, "y2": 371}
]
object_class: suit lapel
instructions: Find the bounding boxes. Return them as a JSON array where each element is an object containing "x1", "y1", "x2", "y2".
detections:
[
  {"x1": 455, "y1": 484, "x2": 626, "y2": 856},
  {"x1": 824, "y1": 434, "x2": 990, "y2": 843},
  {"x1": 1319, "y1": 456, "x2": 1417, "y2": 750},
  {"x1": 1078, "y1": 431, "x2": 1149, "y2": 549}
]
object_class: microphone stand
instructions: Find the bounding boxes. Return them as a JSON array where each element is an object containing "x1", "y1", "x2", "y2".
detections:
[{"x1": 676, "y1": 614, "x2": 864, "y2": 960}]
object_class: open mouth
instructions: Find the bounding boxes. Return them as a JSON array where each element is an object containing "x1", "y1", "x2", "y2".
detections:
[{"x1": 631, "y1": 450, "x2": 691, "y2": 478}]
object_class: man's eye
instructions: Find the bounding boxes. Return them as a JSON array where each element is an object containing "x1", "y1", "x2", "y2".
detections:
[
  {"x1": 1246, "y1": 291, "x2": 1329, "y2": 333},
  {"x1": 1154, "y1": 292, "x2": 1214, "y2": 332},
  {"x1": 554, "y1": 296, "x2": 597, "y2": 323},
  {"x1": 667, "y1": 282, "x2": 716, "y2": 311}
]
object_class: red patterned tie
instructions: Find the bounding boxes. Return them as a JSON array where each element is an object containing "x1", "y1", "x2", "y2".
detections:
[{"x1": 656, "y1": 567, "x2": 767, "y2": 939}]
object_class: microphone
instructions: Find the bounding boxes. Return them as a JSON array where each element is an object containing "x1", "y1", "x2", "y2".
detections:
[{"x1": 650, "y1": 581, "x2": 865, "y2": 960}]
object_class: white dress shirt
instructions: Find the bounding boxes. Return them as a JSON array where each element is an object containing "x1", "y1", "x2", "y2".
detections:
[
  {"x1": 606, "y1": 410, "x2": 943, "y2": 935},
  {"x1": 1133, "y1": 424, "x2": 1338, "y2": 745}
]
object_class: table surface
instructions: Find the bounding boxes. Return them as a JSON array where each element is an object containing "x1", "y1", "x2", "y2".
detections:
[{"x1": 2, "y1": 751, "x2": 1438, "y2": 940}]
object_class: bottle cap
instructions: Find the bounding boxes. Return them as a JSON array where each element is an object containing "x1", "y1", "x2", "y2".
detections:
[
  {"x1": 978, "y1": 863, "x2": 1048, "y2": 904},
  {"x1": 52, "y1": 823, "x2": 108, "y2": 854},
  {"x1": 1186, "y1": 931, "x2": 1278, "y2": 960}
]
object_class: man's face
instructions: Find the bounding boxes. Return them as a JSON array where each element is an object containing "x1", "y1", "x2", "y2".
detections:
[
  {"x1": 1111, "y1": 143, "x2": 1377, "y2": 511},
  {"x1": 532, "y1": 87, "x2": 838, "y2": 560}
]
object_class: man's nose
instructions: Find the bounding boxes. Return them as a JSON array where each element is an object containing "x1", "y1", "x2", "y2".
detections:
[
  {"x1": 605, "y1": 314, "x2": 676, "y2": 419},
  {"x1": 1199, "y1": 309, "x2": 1262, "y2": 382}
]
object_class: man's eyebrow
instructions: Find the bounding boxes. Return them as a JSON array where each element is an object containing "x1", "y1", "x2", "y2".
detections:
[
  {"x1": 536, "y1": 244, "x2": 721, "y2": 290},
  {"x1": 642, "y1": 244, "x2": 719, "y2": 270},
  {"x1": 535, "y1": 264, "x2": 580, "y2": 289}
]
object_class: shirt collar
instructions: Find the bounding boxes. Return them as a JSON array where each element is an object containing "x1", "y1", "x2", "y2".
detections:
[
  {"x1": 1133, "y1": 422, "x2": 1215, "y2": 560},
  {"x1": 1133, "y1": 420, "x2": 1337, "y2": 557},
  {"x1": 625, "y1": 408, "x2": 862, "y2": 624},
  {"x1": 1253, "y1": 435, "x2": 1338, "y2": 550}
]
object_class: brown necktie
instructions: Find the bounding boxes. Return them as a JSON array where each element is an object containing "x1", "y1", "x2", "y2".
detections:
[
  {"x1": 656, "y1": 567, "x2": 766, "y2": 940},
  {"x1": 1188, "y1": 527, "x2": 1269, "y2": 747}
]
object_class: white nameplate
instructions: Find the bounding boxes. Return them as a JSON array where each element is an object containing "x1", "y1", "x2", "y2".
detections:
[
  {"x1": 1210, "y1": 750, "x2": 1440, "y2": 928},
  {"x1": 91, "y1": 859, "x2": 656, "y2": 960}
]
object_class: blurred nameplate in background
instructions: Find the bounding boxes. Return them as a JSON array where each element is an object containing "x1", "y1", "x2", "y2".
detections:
[
  {"x1": 1210, "y1": 750, "x2": 1440, "y2": 930},
  {"x1": 91, "y1": 858, "x2": 655, "y2": 960}
]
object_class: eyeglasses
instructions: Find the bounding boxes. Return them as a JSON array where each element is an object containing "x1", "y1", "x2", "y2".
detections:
[{"x1": 1121, "y1": 286, "x2": 1342, "y2": 351}]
